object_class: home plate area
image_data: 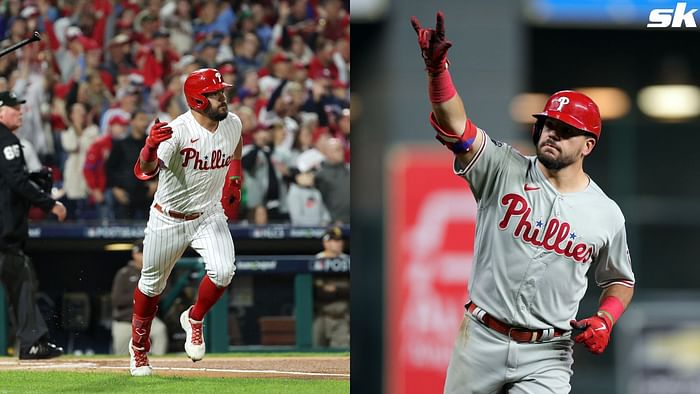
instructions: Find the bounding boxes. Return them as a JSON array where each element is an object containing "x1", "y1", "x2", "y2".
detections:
[{"x1": 0, "y1": 356, "x2": 350, "y2": 379}]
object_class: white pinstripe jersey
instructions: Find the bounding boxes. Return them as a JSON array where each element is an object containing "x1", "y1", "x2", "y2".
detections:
[
  {"x1": 456, "y1": 129, "x2": 635, "y2": 331},
  {"x1": 154, "y1": 110, "x2": 242, "y2": 213}
]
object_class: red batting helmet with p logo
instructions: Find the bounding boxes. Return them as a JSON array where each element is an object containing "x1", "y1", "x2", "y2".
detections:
[
  {"x1": 531, "y1": 90, "x2": 601, "y2": 145},
  {"x1": 183, "y1": 68, "x2": 232, "y2": 111}
]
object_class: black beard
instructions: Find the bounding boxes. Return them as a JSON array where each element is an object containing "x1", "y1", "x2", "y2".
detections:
[
  {"x1": 537, "y1": 152, "x2": 575, "y2": 170},
  {"x1": 205, "y1": 105, "x2": 228, "y2": 121}
]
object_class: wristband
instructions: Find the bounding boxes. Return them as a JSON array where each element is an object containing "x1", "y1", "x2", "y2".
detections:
[
  {"x1": 228, "y1": 159, "x2": 242, "y2": 181},
  {"x1": 598, "y1": 296, "x2": 625, "y2": 326},
  {"x1": 429, "y1": 69, "x2": 457, "y2": 104},
  {"x1": 429, "y1": 112, "x2": 477, "y2": 153}
]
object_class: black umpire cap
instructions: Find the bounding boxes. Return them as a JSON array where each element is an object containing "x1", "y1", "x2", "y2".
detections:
[{"x1": 0, "y1": 91, "x2": 25, "y2": 107}]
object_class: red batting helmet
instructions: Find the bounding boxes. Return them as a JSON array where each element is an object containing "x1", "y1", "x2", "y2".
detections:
[
  {"x1": 183, "y1": 68, "x2": 232, "y2": 111},
  {"x1": 531, "y1": 90, "x2": 601, "y2": 145}
]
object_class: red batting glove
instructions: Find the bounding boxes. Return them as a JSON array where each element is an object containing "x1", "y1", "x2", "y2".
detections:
[
  {"x1": 410, "y1": 11, "x2": 453, "y2": 74},
  {"x1": 146, "y1": 118, "x2": 173, "y2": 149},
  {"x1": 140, "y1": 118, "x2": 173, "y2": 162},
  {"x1": 221, "y1": 159, "x2": 242, "y2": 220},
  {"x1": 570, "y1": 315, "x2": 612, "y2": 355}
]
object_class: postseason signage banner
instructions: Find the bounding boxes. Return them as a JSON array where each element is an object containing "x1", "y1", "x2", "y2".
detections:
[{"x1": 386, "y1": 145, "x2": 477, "y2": 394}]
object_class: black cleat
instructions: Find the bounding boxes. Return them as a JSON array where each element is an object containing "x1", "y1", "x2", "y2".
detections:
[{"x1": 19, "y1": 341, "x2": 64, "y2": 360}]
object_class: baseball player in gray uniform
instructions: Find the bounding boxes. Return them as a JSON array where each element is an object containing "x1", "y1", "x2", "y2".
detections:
[
  {"x1": 411, "y1": 12, "x2": 636, "y2": 393},
  {"x1": 128, "y1": 68, "x2": 243, "y2": 376}
]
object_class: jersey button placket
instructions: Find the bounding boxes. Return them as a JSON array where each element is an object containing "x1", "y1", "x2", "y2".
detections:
[{"x1": 555, "y1": 195, "x2": 563, "y2": 216}]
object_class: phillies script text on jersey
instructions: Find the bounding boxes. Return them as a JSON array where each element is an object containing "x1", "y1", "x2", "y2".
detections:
[
  {"x1": 180, "y1": 148, "x2": 232, "y2": 170},
  {"x1": 498, "y1": 193, "x2": 593, "y2": 263}
]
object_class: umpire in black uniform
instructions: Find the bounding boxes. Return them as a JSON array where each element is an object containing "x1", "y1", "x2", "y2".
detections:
[{"x1": 0, "y1": 91, "x2": 67, "y2": 359}]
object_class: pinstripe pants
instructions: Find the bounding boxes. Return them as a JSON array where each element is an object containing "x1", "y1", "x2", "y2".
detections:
[{"x1": 138, "y1": 205, "x2": 236, "y2": 297}]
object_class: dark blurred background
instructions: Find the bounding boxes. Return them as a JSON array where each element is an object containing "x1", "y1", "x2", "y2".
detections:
[{"x1": 351, "y1": 1, "x2": 700, "y2": 393}]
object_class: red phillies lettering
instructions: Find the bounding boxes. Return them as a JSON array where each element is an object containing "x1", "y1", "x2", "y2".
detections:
[
  {"x1": 499, "y1": 193, "x2": 593, "y2": 263},
  {"x1": 180, "y1": 148, "x2": 232, "y2": 170}
]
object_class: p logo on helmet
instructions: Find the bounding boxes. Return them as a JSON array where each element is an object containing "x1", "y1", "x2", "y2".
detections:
[
  {"x1": 553, "y1": 97, "x2": 570, "y2": 111},
  {"x1": 183, "y1": 68, "x2": 232, "y2": 112},
  {"x1": 531, "y1": 90, "x2": 601, "y2": 145}
]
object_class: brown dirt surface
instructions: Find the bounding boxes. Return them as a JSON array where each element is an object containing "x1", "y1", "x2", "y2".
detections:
[{"x1": 0, "y1": 355, "x2": 350, "y2": 380}]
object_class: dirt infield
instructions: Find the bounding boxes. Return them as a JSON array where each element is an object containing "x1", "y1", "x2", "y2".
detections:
[{"x1": 0, "y1": 356, "x2": 350, "y2": 380}]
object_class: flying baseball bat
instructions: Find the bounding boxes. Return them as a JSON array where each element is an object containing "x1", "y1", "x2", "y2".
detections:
[{"x1": 0, "y1": 31, "x2": 41, "y2": 58}]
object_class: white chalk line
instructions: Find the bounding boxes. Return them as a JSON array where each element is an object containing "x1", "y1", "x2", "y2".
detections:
[{"x1": 0, "y1": 361, "x2": 349, "y2": 377}]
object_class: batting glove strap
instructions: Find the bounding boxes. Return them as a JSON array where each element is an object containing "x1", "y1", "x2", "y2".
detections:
[
  {"x1": 133, "y1": 159, "x2": 160, "y2": 181},
  {"x1": 430, "y1": 112, "x2": 477, "y2": 154}
]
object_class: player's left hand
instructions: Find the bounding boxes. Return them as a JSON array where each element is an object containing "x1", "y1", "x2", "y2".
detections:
[
  {"x1": 410, "y1": 11, "x2": 453, "y2": 74},
  {"x1": 226, "y1": 176, "x2": 242, "y2": 204},
  {"x1": 221, "y1": 175, "x2": 242, "y2": 220},
  {"x1": 570, "y1": 315, "x2": 612, "y2": 354}
]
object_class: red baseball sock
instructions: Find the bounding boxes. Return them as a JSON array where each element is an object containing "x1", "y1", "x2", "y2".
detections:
[
  {"x1": 133, "y1": 287, "x2": 159, "y2": 318},
  {"x1": 190, "y1": 275, "x2": 226, "y2": 321},
  {"x1": 132, "y1": 288, "x2": 160, "y2": 350},
  {"x1": 132, "y1": 314, "x2": 154, "y2": 350}
]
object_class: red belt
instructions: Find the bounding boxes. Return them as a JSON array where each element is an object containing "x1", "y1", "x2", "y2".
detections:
[
  {"x1": 154, "y1": 203, "x2": 202, "y2": 221},
  {"x1": 466, "y1": 302, "x2": 567, "y2": 343}
]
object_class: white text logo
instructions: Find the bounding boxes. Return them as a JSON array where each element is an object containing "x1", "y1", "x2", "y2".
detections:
[{"x1": 647, "y1": 2, "x2": 698, "y2": 28}]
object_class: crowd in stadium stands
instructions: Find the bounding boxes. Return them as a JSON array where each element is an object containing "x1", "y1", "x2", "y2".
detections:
[{"x1": 1, "y1": 0, "x2": 349, "y2": 225}]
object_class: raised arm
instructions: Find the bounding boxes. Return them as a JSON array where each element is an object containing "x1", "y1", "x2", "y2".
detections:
[
  {"x1": 133, "y1": 118, "x2": 172, "y2": 180},
  {"x1": 411, "y1": 11, "x2": 484, "y2": 166}
]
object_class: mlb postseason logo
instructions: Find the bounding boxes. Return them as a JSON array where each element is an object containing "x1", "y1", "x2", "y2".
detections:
[{"x1": 647, "y1": 2, "x2": 698, "y2": 27}]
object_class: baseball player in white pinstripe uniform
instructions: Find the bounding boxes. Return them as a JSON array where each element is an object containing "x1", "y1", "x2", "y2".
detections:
[
  {"x1": 128, "y1": 68, "x2": 244, "y2": 376},
  {"x1": 412, "y1": 13, "x2": 635, "y2": 393}
]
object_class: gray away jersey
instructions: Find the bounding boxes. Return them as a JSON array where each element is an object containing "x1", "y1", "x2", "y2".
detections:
[
  {"x1": 154, "y1": 110, "x2": 242, "y2": 213},
  {"x1": 455, "y1": 129, "x2": 635, "y2": 331}
]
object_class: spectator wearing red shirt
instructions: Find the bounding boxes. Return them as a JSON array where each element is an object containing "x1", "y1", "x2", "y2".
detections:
[
  {"x1": 307, "y1": 39, "x2": 338, "y2": 81},
  {"x1": 131, "y1": 13, "x2": 160, "y2": 45},
  {"x1": 317, "y1": 0, "x2": 349, "y2": 41},
  {"x1": 136, "y1": 29, "x2": 179, "y2": 88},
  {"x1": 83, "y1": 114, "x2": 129, "y2": 222}
]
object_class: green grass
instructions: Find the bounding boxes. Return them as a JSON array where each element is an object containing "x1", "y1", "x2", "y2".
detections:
[{"x1": 0, "y1": 371, "x2": 350, "y2": 393}]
